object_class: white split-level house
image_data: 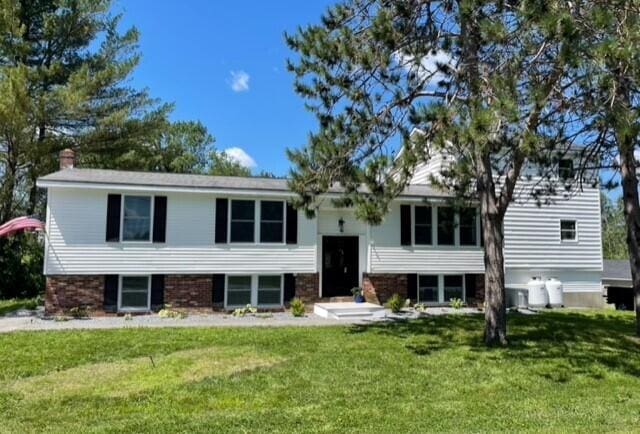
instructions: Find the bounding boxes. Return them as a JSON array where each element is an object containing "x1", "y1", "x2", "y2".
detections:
[{"x1": 37, "y1": 147, "x2": 603, "y2": 314}]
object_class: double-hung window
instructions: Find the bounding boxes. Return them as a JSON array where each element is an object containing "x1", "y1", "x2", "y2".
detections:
[
  {"x1": 560, "y1": 220, "x2": 577, "y2": 241},
  {"x1": 437, "y1": 207, "x2": 455, "y2": 245},
  {"x1": 418, "y1": 275, "x2": 438, "y2": 303},
  {"x1": 459, "y1": 208, "x2": 477, "y2": 246},
  {"x1": 230, "y1": 200, "x2": 255, "y2": 242},
  {"x1": 227, "y1": 276, "x2": 252, "y2": 306},
  {"x1": 559, "y1": 159, "x2": 574, "y2": 180},
  {"x1": 443, "y1": 275, "x2": 464, "y2": 302},
  {"x1": 260, "y1": 201, "x2": 284, "y2": 243},
  {"x1": 119, "y1": 276, "x2": 150, "y2": 311},
  {"x1": 226, "y1": 275, "x2": 283, "y2": 308},
  {"x1": 414, "y1": 206, "x2": 432, "y2": 245},
  {"x1": 257, "y1": 275, "x2": 282, "y2": 305},
  {"x1": 122, "y1": 196, "x2": 152, "y2": 241}
]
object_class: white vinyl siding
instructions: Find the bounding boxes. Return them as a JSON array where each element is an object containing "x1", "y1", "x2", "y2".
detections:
[
  {"x1": 45, "y1": 188, "x2": 316, "y2": 275},
  {"x1": 369, "y1": 203, "x2": 484, "y2": 274}
]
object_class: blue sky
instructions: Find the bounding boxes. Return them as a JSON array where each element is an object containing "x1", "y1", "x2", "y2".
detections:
[{"x1": 116, "y1": 1, "x2": 334, "y2": 176}]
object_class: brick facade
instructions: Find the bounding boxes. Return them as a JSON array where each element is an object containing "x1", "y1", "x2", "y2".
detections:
[
  {"x1": 295, "y1": 273, "x2": 319, "y2": 303},
  {"x1": 45, "y1": 275, "x2": 104, "y2": 314},
  {"x1": 362, "y1": 273, "x2": 408, "y2": 304},
  {"x1": 165, "y1": 275, "x2": 213, "y2": 309}
]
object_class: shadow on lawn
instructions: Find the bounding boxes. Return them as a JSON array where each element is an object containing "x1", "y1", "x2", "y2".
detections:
[{"x1": 348, "y1": 311, "x2": 640, "y2": 380}]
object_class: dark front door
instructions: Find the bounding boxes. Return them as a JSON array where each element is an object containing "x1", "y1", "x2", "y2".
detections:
[{"x1": 322, "y1": 236, "x2": 359, "y2": 297}]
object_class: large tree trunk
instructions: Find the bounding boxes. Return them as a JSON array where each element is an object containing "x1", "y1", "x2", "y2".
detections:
[
  {"x1": 478, "y1": 157, "x2": 508, "y2": 346},
  {"x1": 618, "y1": 143, "x2": 640, "y2": 336}
]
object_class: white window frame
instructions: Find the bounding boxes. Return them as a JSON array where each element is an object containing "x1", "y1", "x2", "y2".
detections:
[
  {"x1": 228, "y1": 199, "x2": 256, "y2": 244},
  {"x1": 560, "y1": 219, "x2": 578, "y2": 243},
  {"x1": 226, "y1": 199, "x2": 287, "y2": 245},
  {"x1": 120, "y1": 195, "x2": 154, "y2": 243},
  {"x1": 224, "y1": 274, "x2": 284, "y2": 309},
  {"x1": 259, "y1": 200, "x2": 286, "y2": 244},
  {"x1": 118, "y1": 275, "x2": 151, "y2": 312},
  {"x1": 413, "y1": 205, "x2": 433, "y2": 246},
  {"x1": 418, "y1": 274, "x2": 466, "y2": 304}
]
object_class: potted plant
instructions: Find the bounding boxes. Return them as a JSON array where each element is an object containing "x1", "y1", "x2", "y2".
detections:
[{"x1": 351, "y1": 287, "x2": 365, "y2": 303}]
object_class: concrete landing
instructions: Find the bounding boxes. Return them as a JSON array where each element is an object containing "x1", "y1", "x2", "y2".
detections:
[{"x1": 313, "y1": 302, "x2": 385, "y2": 320}]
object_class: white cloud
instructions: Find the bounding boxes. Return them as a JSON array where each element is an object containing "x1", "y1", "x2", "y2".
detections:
[
  {"x1": 393, "y1": 50, "x2": 455, "y2": 84},
  {"x1": 223, "y1": 147, "x2": 257, "y2": 168},
  {"x1": 229, "y1": 70, "x2": 250, "y2": 92}
]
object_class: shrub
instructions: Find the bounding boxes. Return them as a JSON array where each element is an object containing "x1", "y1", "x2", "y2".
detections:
[
  {"x1": 68, "y1": 306, "x2": 91, "y2": 318},
  {"x1": 232, "y1": 304, "x2": 257, "y2": 317},
  {"x1": 386, "y1": 293, "x2": 404, "y2": 313},
  {"x1": 449, "y1": 298, "x2": 465, "y2": 309},
  {"x1": 123, "y1": 313, "x2": 133, "y2": 321},
  {"x1": 290, "y1": 298, "x2": 305, "y2": 317},
  {"x1": 414, "y1": 303, "x2": 428, "y2": 313},
  {"x1": 158, "y1": 304, "x2": 187, "y2": 319}
]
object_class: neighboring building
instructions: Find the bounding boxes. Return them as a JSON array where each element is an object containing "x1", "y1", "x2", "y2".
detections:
[
  {"x1": 37, "y1": 148, "x2": 603, "y2": 314},
  {"x1": 602, "y1": 259, "x2": 635, "y2": 310}
]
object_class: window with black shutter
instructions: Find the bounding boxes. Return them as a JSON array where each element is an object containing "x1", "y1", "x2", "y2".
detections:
[
  {"x1": 260, "y1": 201, "x2": 284, "y2": 243},
  {"x1": 230, "y1": 200, "x2": 255, "y2": 242},
  {"x1": 437, "y1": 207, "x2": 455, "y2": 246}
]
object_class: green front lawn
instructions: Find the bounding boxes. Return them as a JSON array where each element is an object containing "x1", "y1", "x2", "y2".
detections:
[
  {"x1": 0, "y1": 297, "x2": 39, "y2": 316},
  {"x1": 0, "y1": 310, "x2": 639, "y2": 433}
]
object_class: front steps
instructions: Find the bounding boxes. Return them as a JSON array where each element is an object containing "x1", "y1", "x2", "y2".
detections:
[{"x1": 313, "y1": 302, "x2": 385, "y2": 320}]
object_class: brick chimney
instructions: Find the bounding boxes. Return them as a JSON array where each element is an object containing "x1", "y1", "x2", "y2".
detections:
[{"x1": 59, "y1": 148, "x2": 75, "y2": 170}]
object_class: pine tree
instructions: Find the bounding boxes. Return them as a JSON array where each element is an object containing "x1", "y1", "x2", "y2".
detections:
[
  {"x1": 572, "y1": 0, "x2": 640, "y2": 334},
  {"x1": 286, "y1": 0, "x2": 578, "y2": 345},
  {"x1": 0, "y1": 0, "x2": 170, "y2": 222}
]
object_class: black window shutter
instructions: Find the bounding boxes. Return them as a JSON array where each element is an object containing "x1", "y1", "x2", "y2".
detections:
[
  {"x1": 104, "y1": 275, "x2": 118, "y2": 312},
  {"x1": 284, "y1": 273, "x2": 296, "y2": 302},
  {"x1": 153, "y1": 196, "x2": 167, "y2": 243},
  {"x1": 106, "y1": 194, "x2": 121, "y2": 242},
  {"x1": 465, "y1": 274, "x2": 476, "y2": 301},
  {"x1": 400, "y1": 204, "x2": 412, "y2": 246},
  {"x1": 286, "y1": 202, "x2": 298, "y2": 244},
  {"x1": 151, "y1": 275, "x2": 165, "y2": 311},
  {"x1": 215, "y1": 199, "x2": 228, "y2": 243},
  {"x1": 212, "y1": 274, "x2": 225, "y2": 304},
  {"x1": 407, "y1": 273, "x2": 418, "y2": 300}
]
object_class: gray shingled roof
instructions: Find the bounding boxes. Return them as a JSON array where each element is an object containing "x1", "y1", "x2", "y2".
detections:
[
  {"x1": 37, "y1": 168, "x2": 451, "y2": 198},
  {"x1": 602, "y1": 260, "x2": 632, "y2": 285}
]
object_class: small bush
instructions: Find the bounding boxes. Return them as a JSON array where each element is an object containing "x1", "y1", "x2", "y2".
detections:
[
  {"x1": 414, "y1": 303, "x2": 428, "y2": 313},
  {"x1": 232, "y1": 304, "x2": 257, "y2": 317},
  {"x1": 68, "y1": 306, "x2": 91, "y2": 318},
  {"x1": 449, "y1": 298, "x2": 465, "y2": 309},
  {"x1": 158, "y1": 304, "x2": 187, "y2": 319},
  {"x1": 290, "y1": 298, "x2": 305, "y2": 317},
  {"x1": 23, "y1": 298, "x2": 39, "y2": 310},
  {"x1": 123, "y1": 313, "x2": 133, "y2": 321},
  {"x1": 386, "y1": 293, "x2": 404, "y2": 313}
]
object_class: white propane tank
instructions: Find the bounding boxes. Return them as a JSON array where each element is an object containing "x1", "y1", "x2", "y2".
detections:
[
  {"x1": 546, "y1": 278, "x2": 563, "y2": 307},
  {"x1": 527, "y1": 277, "x2": 548, "y2": 308}
]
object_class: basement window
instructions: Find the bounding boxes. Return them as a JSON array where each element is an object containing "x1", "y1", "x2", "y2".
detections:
[
  {"x1": 418, "y1": 275, "x2": 438, "y2": 303},
  {"x1": 119, "y1": 276, "x2": 150, "y2": 311}
]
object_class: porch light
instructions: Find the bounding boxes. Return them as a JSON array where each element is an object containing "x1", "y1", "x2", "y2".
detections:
[{"x1": 338, "y1": 218, "x2": 345, "y2": 233}]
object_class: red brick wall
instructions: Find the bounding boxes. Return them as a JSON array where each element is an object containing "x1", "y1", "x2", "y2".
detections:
[
  {"x1": 45, "y1": 275, "x2": 104, "y2": 314},
  {"x1": 362, "y1": 273, "x2": 408, "y2": 305},
  {"x1": 165, "y1": 275, "x2": 212, "y2": 308},
  {"x1": 295, "y1": 273, "x2": 319, "y2": 303}
]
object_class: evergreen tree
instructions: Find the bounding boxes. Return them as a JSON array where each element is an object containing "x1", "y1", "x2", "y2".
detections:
[
  {"x1": 602, "y1": 194, "x2": 627, "y2": 260},
  {"x1": 0, "y1": 0, "x2": 170, "y2": 223},
  {"x1": 572, "y1": 0, "x2": 640, "y2": 334},
  {"x1": 286, "y1": 0, "x2": 577, "y2": 345}
]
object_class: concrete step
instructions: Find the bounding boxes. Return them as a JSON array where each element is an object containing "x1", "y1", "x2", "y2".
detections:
[{"x1": 314, "y1": 302, "x2": 385, "y2": 320}]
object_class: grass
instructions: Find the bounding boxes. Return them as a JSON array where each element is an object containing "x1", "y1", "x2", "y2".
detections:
[
  {"x1": 0, "y1": 310, "x2": 639, "y2": 433},
  {"x1": 0, "y1": 297, "x2": 39, "y2": 316}
]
